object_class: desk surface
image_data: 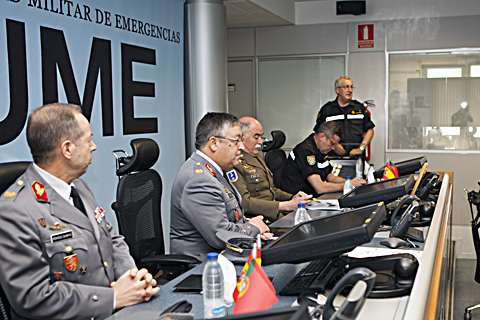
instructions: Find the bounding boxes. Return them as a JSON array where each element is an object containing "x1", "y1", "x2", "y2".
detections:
[{"x1": 108, "y1": 174, "x2": 450, "y2": 320}]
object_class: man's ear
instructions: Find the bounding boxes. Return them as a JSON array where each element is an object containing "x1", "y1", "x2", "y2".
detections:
[
  {"x1": 60, "y1": 140, "x2": 74, "y2": 160},
  {"x1": 209, "y1": 136, "x2": 218, "y2": 152},
  {"x1": 335, "y1": 87, "x2": 340, "y2": 96}
]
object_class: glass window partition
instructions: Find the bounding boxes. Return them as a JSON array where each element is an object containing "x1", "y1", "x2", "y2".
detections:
[
  {"x1": 258, "y1": 56, "x2": 345, "y2": 150},
  {"x1": 388, "y1": 50, "x2": 480, "y2": 152}
]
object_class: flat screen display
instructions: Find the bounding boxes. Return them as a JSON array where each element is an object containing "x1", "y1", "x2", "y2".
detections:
[
  {"x1": 261, "y1": 203, "x2": 386, "y2": 265},
  {"x1": 338, "y1": 175, "x2": 415, "y2": 208}
]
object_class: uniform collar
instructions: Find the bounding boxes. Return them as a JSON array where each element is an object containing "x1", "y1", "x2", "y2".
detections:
[
  {"x1": 196, "y1": 150, "x2": 223, "y2": 174},
  {"x1": 33, "y1": 163, "x2": 73, "y2": 203}
]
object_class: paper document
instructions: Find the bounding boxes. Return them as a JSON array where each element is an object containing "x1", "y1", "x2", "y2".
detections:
[
  {"x1": 347, "y1": 246, "x2": 423, "y2": 263},
  {"x1": 307, "y1": 199, "x2": 341, "y2": 210}
]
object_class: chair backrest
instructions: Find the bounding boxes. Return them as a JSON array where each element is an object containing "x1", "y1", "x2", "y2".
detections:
[
  {"x1": 265, "y1": 149, "x2": 287, "y2": 189},
  {"x1": 0, "y1": 161, "x2": 30, "y2": 320},
  {"x1": 113, "y1": 139, "x2": 165, "y2": 274},
  {"x1": 472, "y1": 221, "x2": 480, "y2": 283},
  {"x1": 263, "y1": 131, "x2": 287, "y2": 189}
]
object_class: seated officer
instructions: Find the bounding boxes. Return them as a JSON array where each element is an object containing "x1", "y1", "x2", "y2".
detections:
[
  {"x1": 228, "y1": 117, "x2": 312, "y2": 222},
  {"x1": 170, "y1": 113, "x2": 271, "y2": 262},
  {"x1": 282, "y1": 121, "x2": 366, "y2": 197}
]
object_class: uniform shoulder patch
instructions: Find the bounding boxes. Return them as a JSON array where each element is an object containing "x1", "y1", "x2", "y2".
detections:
[
  {"x1": 307, "y1": 155, "x2": 316, "y2": 166},
  {"x1": 226, "y1": 170, "x2": 238, "y2": 182}
]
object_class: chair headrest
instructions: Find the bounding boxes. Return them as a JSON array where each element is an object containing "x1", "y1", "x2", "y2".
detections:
[
  {"x1": 0, "y1": 161, "x2": 31, "y2": 195},
  {"x1": 262, "y1": 130, "x2": 286, "y2": 152},
  {"x1": 116, "y1": 138, "x2": 159, "y2": 176}
]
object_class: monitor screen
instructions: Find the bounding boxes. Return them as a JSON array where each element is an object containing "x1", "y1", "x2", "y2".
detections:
[
  {"x1": 338, "y1": 175, "x2": 415, "y2": 208},
  {"x1": 261, "y1": 203, "x2": 386, "y2": 265},
  {"x1": 373, "y1": 156, "x2": 426, "y2": 179},
  {"x1": 216, "y1": 306, "x2": 309, "y2": 320}
]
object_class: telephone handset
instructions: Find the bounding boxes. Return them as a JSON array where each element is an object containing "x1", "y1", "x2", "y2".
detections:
[
  {"x1": 322, "y1": 267, "x2": 376, "y2": 320},
  {"x1": 416, "y1": 172, "x2": 440, "y2": 200},
  {"x1": 390, "y1": 195, "x2": 424, "y2": 241}
]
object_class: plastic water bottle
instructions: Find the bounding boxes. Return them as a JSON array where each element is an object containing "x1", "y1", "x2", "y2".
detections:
[
  {"x1": 203, "y1": 252, "x2": 225, "y2": 318},
  {"x1": 355, "y1": 156, "x2": 363, "y2": 179},
  {"x1": 294, "y1": 203, "x2": 311, "y2": 225},
  {"x1": 344, "y1": 176, "x2": 354, "y2": 195},
  {"x1": 367, "y1": 164, "x2": 376, "y2": 184}
]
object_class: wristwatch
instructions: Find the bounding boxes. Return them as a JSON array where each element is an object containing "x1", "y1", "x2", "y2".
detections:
[{"x1": 359, "y1": 145, "x2": 365, "y2": 152}]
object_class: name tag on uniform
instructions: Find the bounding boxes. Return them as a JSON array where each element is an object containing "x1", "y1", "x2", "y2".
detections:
[
  {"x1": 51, "y1": 230, "x2": 73, "y2": 243},
  {"x1": 318, "y1": 161, "x2": 330, "y2": 169},
  {"x1": 250, "y1": 174, "x2": 261, "y2": 179}
]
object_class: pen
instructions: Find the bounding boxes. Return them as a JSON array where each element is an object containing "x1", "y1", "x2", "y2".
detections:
[{"x1": 311, "y1": 198, "x2": 320, "y2": 202}]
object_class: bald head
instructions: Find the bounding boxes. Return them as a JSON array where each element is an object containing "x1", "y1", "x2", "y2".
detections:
[{"x1": 239, "y1": 117, "x2": 264, "y2": 156}]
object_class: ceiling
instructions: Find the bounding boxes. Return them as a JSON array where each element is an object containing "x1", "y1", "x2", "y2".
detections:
[{"x1": 225, "y1": 0, "x2": 326, "y2": 28}]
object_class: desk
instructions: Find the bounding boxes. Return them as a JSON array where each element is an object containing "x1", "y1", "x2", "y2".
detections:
[{"x1": 108, "y1": 173, "x2": 452, "y2": 320}]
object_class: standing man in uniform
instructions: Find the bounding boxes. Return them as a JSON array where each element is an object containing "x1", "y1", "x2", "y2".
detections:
[
  {"x1": 228, "y1": 117, "x2": 312, "y2": 222},
  {"x1": 0, "y1": 103, "x2": 159, "y2": 320},
  {"x1": 282, "y1": 121, "x2": 366, "y2": 197},
  {"x1": 170, "y1": 113, "x2": 271, "y2": 262},
  {"x1": 316, "y1": 76, "x2": 375, "y2": 158}
]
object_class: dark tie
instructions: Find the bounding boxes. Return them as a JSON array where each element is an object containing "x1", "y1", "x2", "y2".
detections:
[{"x1": 70, "y1": 187, "x2": 87, "y2": 216}]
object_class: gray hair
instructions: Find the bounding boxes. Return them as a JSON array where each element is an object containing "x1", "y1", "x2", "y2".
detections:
[
  {"x1": 335, "y1": 76, "x2": 352, "y2": 89},
  {"x1": 195, "y1": 112, "x2": 239, "y2": 150},
  {"x1": 313, "y1": 121, "x2": 342, "y2": 139},
  {"x1": 27, "y1": 103, "x2": 84, "y2": 166}
]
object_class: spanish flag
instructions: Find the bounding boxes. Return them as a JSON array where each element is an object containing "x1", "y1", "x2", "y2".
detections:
[
  {"x1": 383, "y1": 160, "x2": 399, "y2": 180},
  {"x1": 232, "y1": 246, "x2": 278, "y2": 314}
]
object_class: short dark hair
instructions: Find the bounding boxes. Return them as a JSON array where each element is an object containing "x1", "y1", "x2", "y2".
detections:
[
  {"x1": 195, "y1": 112, "x2": 239, "y2": 150},
  {"x1": 27, "y1": 103, "x2": 84, "y2": 166},
  {"x1": 313, "y1": 121, "x2": 342, "y2": 139}
]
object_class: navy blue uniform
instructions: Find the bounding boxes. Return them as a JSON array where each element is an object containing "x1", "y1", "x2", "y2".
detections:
[
  {"x1": 316, "y1": 98, "x2": 375, "y2": 157},
  {"x1": 281, "y1": 134, "x2": 332, "y2": 198}
]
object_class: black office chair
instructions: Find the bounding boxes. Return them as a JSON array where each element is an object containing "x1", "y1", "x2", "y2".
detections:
[
  {"x1": 112, "y1": 138, "x2": 197, "y2": 284},
  {"x1": 262, "y1": 130, "x2": 287, "y2": 189},
  {"x1": 464, "y1": 183, "x2": 480, "y2": 320},
  {"x1": 0, "y1": 161, "x2": 31, "y2": 320}
]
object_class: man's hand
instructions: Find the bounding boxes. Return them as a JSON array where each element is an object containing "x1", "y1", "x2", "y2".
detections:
[
  {"x1": 334, "y1": 144, "x2": 346, "y2": 155},
  {"x1": 111, "y1": 268, "x2": 160, "y2": 309},
  {"x1": 349, "y1": 148, "x2": 363, "y2": 158},
  {"x1": 279, "y1": 192, "x2": 312, "y2": 212},
  {"x1": 248, "y1": 215, "x2": 270, "y2": 234},
  {"x1": 260, "y1": 232, "x2": 274, "y2": 240},
  {"x1": 351, "y1": 177, "x2": 366, "y2": 187}
]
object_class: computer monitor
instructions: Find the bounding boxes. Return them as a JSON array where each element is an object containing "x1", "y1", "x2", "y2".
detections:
[
  {"x1": 261, "y1": 203, "x2": 387, "y2": 265},
  {"x1": 216, "y1": 305, "x2": 310, "y2": 320},
  {"x1": 373, "y1": 156, "x2": 427, "y2": 179},
  {"x1": 338, "y1": 175, "x2": 415, "y2": 209}
]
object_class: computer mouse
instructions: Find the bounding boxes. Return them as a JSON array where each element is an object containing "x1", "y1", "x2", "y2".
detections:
[{"x1": 380, "y1": 237, "x2": 406, "y2": 248}]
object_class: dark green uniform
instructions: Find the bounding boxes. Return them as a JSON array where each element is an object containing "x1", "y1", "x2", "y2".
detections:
[{"x1": 228, "y1": 152, "x2": 292, "y2": 221}]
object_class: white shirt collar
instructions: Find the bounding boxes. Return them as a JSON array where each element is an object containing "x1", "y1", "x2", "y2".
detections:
[
  {"x1": 32, "y1": 163, "x2": 74, "y2": 204},
  {"x1": 196, "y1": 150, "x2": 223, "y2": 175}
]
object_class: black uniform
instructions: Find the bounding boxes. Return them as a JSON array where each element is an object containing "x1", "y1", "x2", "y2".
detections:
[
  {"x1": 281, "y1": 134, "x2": 332, "y2": 198},
  {"x1": 316, "y1": 98, "x2": 375, "y2": 157}
]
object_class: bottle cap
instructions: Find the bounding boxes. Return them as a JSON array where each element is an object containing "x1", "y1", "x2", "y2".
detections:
[
  {"x1": 345, "y1": 176, "x2": 351, "y2": 179},
  {"x1": 370, "y1": 164, "x2": 374, "y2": 167},
  {"x1": 206, "y1": 252, "x2": 219, "y2": 260},
  {"x1": 298, "y1": 203, "x2": 305, "y2": 208}
]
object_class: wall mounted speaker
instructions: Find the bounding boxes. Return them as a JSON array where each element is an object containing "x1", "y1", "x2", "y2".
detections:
[{"x1": 336, "y1": 1, "x2": 366, "y2": 15}]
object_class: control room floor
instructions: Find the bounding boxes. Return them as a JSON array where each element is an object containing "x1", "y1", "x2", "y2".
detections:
[{"x1": 455, "y1": 258, "x2": 480, "y2": 320}]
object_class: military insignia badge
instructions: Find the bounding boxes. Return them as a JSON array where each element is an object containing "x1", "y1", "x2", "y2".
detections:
[
  {"x1": 226, "y1": 170, "x2": 237, "y2": 182},
  {"x1": 195, "y1": 169, "x2": 203, "y2": 174},
  {"x1": 3, "y1": 191, "x2": 15, "y2": 198},
  {"x1": 94, "y1": 207, "x2": 106, "y2": 224},
  {"x1": 81, "y1": 266, "x2": 87, "y2": 274},
  {"x1": 205, "y1": 164, "x2": 217, "y2": 177},
  {"x1": 64, "y1": 254, "x2": 79, "y2": 272},
  {"x1": 324, "y1": 155, "x2": 329, "y2": 161},
  {"x1": 255, "y1": 187, "x2": 260, "y2": 192},
  {"x1": 307, "y1": 156, "x2": 316, "y2": 166},
  {"x1": 38, "y1": 218, "x2": 47, "y2": 228},
  {"x1": 235, "y1": 210, "x2": 240, "y2": 221},
  {"x1": 49, "y1": 223, "x2": 67, "y2": 231},
  {"x1": 54, "y1": 272, "x2": 62, "y2": 280},
  {"x1": 31, "y1": 181, "x2": 48, "y2": 202}
]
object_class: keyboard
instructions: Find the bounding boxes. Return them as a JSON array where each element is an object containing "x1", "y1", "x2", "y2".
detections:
[{"x1": 279, "y1": 258, "x2": 337, "y2": 296}]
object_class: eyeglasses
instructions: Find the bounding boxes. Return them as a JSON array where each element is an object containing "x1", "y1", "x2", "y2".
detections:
[
  {"x1": 214, "y1": 136, "x2": 244, "y2": 146},
  {"x1": 339, "y1": 85, "x2": 355, "y2": 90},
  {"x1": 326, "y1": 135, "x2": 338, "y2": 147}
]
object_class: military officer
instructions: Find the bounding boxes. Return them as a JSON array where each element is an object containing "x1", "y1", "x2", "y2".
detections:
[
  {"x1": 0, "y1": 103, "x2": 158, "y2": 320},
  {"x1": 228, "y1": 117, "x2": 311, "y2": 221},
  {"x1": 170, "y1": 113, "x2": 272, "y2": 262},
  {"x1": 316, "y1": 76, "x2": 375, "y2": 158},
  {"x1": 282, "y1": 121, "x2": 366, "y2": 197}
]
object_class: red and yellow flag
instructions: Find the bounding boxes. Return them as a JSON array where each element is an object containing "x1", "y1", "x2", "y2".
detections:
[{"x1": 382, "y1": 160, "x2": 399, "y2": 180}]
